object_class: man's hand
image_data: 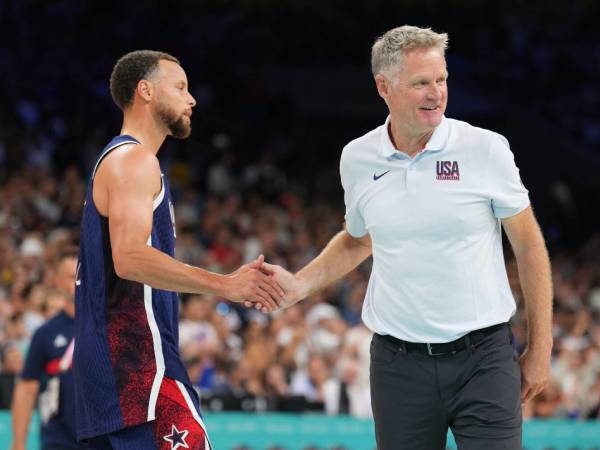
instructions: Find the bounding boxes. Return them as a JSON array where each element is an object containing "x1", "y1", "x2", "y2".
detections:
[
  {"x1": 244, "y1": 263, "x2": 304, "y2": 312},
  {"x1": 502, "y1": 207, "x2": 553, "y2": 403},
  {"x1": 223, "y1": 255, "x2": 284, "y2": 313},
  {"x1": 243, "y1": 228, "x2": 371, "y2": 314},
  {"x1": 519, "y1": 346, "x2": 551, "y2": 403}
]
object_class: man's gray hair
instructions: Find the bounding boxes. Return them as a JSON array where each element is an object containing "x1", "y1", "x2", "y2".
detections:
[{"x1": 371, "y1": 25, "x2": 448, "y2": 77}]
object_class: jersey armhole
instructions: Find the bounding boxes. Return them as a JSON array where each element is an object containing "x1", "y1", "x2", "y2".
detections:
[
  {"x1": 91, "y1": 140, "x2": 140, "y2": 180},
  {"x1": 90, "y1": 140, "x2": 140, "y2": 218}
]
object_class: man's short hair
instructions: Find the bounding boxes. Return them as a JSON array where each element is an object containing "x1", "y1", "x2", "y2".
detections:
[
  {"x1": 110, "y1": 50, "x2": 180, "y2": 110},
  {"x1": 371, "y1": 25, "x2": 448, "y2": 77}
]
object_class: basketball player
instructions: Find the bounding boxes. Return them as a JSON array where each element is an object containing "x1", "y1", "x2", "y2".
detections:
[
  {"x1": 11, "y1": 247, "x2": 78, "y2": 450},
  {"x1": 74, "y1": 50, "x2": 283, "y2": 449}
]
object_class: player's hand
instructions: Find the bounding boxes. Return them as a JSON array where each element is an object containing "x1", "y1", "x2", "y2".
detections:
[
  {"x1": 223, "y1": 255, "x2": 284, "y2": 313},
  {"x1": 243, "y1": 262, "x2": 303, "y2": 312},
  {"x1": 519, "y1": 346, "x2": 551, "y2": 403}
]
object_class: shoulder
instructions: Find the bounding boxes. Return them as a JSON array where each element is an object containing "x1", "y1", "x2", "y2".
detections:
[
  {"x1": 340, "y1": 122, "x2": 386, "y2": 193},
  {"x1": 340, "y1": 123, "x2": 383, "y2": 183},
  {"x1": 447, "y1": 118, "x2": 507, "y2": 145},
  {"x1": 53, "y1": 311, "x2": 74, "y2": 327},
  {"x1": 341, "y1": 125, "x2": 382, "y2": 163},
  {"x1": 29, "y1": 318, "x2": 53, "y2": 345},
  {"x1": 445, "y1": 118, "x2": 511, "y2": 160},
  {"x1": 34, "y1": 313, "x2": 65, "y2": 335},
  {"x1": 103, "y1": 144, "x2": 160, "y2": 174},
  {"x1": 96, "y1": 144, "x2": 161, "y2": 191}
]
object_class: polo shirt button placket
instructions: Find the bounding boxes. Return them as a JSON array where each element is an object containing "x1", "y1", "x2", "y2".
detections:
[{"x1": 407, "y1": 162, "x2": 416, "y2": 188}]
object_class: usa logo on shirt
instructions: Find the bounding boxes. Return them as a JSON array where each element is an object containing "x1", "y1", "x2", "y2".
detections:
[{"x1": 436, "y1": 161, "x2": 460, "y2": 180}]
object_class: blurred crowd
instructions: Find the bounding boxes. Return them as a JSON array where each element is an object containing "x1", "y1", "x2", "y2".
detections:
[
  {"x1": 0, "y1": 163, "x2": 599, "y2": 422},
  {"x1": 2, "y1": 2, "x2": 600, "y2": 239},
  {"x1": 1, "y1": 0, "x2": 600, "y2": 437}
]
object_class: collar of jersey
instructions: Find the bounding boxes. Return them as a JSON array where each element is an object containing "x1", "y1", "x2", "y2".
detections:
[
  {"x1": 117, "y1": 134, "x2": 141, "y2": 144},
  {"x1": 378, "y1": 115, "x2": 449, "y2": 159}
]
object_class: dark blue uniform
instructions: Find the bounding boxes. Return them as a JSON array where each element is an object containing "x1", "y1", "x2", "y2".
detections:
[
  {"x1": 21, "y1": 311, "x2": 77, "y2": 450},
  {"x1": 73, "y1": 135, "x2": 202, "y2": 443}
]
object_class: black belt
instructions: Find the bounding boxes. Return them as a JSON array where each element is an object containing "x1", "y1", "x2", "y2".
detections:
[{"x1": 378, "y1": 322, "x2": 508, "y2": 356}]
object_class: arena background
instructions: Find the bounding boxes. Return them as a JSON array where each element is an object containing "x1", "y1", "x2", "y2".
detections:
[{"x1": 1, "y1": 1, "x2": 600, "y2": 449}]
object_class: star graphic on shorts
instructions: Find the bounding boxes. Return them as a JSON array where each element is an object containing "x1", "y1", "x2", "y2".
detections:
[{"x1": 163, "y1": 424, "x2": 190, "y2": 450}]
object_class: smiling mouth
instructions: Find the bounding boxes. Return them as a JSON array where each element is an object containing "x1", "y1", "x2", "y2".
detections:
[{"x1": 420, "y1": 106, "x2": 439, "y2": 111}]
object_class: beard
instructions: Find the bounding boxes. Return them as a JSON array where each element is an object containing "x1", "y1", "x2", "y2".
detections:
[{"x1": 155, "y1": 102, "x2": 191, "y2": 139}]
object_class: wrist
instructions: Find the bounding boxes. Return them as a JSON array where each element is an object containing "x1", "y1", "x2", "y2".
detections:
[
  {"x1": 295, "y1": 273, "x2": 311, "y2": 301},
  {"x1": 526, "y1": 336, "x2": 553, "y2": 354},
  {"x1": 202, "y1": 270, "x2": 228, "y2": 297}
]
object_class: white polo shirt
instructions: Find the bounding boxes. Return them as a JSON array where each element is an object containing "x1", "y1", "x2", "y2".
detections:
[{"x1": 341, "y1": 116, "x2": 530, "y2": 343}]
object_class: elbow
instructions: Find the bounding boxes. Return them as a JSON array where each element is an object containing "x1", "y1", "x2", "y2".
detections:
[
  {"x1": 343, "y1": 230, "x2": 371, "y2": 253},
  {"x1": 113, "y1": 252, "x2": 135, "y2": 280}
]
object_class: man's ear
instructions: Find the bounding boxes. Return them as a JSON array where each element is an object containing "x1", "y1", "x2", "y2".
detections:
[
  {"x1": 136, "y1": 79, "x2": 153, "y2": 103},
  {"x1": 374, "y1": 74, "x2": 389, "y2": 101}
]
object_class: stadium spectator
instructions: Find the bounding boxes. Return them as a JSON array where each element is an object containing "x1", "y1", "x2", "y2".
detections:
[
  {"x1": 1, "y1": 161, "x2": 600, "y2": 423},
  {"x1": 10, "y1": 247, "x2": 78, "y2": 450},
  {"x1": 0, "y1": 7, "x2": 599, "y2": 447}
]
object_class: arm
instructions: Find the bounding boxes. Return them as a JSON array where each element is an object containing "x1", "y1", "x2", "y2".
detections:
[
  {"x1": 262, "y1": 227, "x2": 372, "y2": 307},
  {"x1": 10, "y1": 379, "x2": 40, "y2": 450},
  {"x1": 296, "y1": 228, "x2": 372, "y2": 299},
  {"x1": 96, "y1": 146, "x2": 282, "y2": 310},
  {"x1": 502, "y1": 205, "x2": 553, "y2": 402}
]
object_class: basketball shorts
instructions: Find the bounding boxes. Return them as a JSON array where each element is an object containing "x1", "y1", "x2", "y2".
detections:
[{"x1": 84, "y1": 377, "x2": 211, "y2": 450}]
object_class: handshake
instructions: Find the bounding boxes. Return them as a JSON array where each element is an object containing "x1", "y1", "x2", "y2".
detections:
[{"x1": 221, "y1": 254, "x2": 304, "y2": 314}]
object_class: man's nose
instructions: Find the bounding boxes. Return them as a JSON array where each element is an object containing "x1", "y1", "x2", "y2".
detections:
[{"x1": 426, "y1": 83, "x2": 442, "y2": 101}]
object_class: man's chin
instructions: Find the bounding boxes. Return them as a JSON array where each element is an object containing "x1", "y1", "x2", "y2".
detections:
[
  {"x1": 169, "y1": 125, "x2": 192, "y2": 139},
  {"x1": 174, "y1": 131, "x2": 191, "y2": 140},
  {"x1": 419, "y1": 114, "x2": 443, "y2": 129}
]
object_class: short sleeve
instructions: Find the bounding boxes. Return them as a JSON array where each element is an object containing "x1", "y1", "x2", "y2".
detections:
[
  {"x1": 344, "y1": 191, "x2": 367, "y2": 238},
  {"x1": 340, "y1": 151, "x2": 367, "y2": 238},
  {"x1": 487, "y1": 136, "x2": 530, "y2": 219},
  {"x1": 21, "y1": 329, "x2": 46, "y2": 381}
]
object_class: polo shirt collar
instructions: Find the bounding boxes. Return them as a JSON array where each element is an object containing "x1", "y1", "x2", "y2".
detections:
[{"x1": 378, "y1": 115, "x2": 449, "y2": 158}]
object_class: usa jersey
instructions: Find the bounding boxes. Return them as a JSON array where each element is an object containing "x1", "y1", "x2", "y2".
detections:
[
  {"x1": 74, "y1": 135, "x2": 192, "y2": 440},
  {"x1": 21, "y1": 311, "x2": 78, "y2": 449}
]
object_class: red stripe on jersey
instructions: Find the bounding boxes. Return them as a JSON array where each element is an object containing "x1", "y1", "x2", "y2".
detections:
[
  {"x1": 45, "y1": 358, "x2": 61, "y2": 376},
  {"x1": 106, "y1": 281, "x2": 156, "y2": 427}
]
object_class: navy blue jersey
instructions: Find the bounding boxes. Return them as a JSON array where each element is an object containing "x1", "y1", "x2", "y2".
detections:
[
  {"x1": 21, "y1": 311, "x2": 78, "y2": 449},
  {"x1": 73, "y1": 135, "x2": 192, "y2": 441}
]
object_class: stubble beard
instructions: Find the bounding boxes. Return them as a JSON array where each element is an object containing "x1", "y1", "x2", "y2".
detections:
[{"x1": 155, "y1": 102, "x2": 191, "y2": 139}]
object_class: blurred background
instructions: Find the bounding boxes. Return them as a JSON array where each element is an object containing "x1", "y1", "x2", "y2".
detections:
[{"x1": 1, "y1": 0, "x2": 599, "y2": 449}]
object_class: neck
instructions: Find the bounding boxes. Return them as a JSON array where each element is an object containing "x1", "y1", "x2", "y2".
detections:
[
  {"x1": 388, "y1": 118, "x2": 435, "y2": 158},
  {"x1": 65, "y1": 302, "x2": 75, "y2": 318},
  {"x1": 120, "y1": 109, "x2": 167, "y2": 155}
]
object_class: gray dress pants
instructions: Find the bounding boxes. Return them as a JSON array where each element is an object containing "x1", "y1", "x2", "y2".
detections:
[{"x1": 370, "y1": 324, "x2": 522, "y2": 450}]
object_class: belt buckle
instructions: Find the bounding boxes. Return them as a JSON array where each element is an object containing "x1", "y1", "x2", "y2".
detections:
[{"x1": 426, "y1": 343, "x2": 446, "y2": 356}]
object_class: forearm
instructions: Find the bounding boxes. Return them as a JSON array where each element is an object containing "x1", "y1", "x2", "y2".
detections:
[
  {"x1": 514, "y1": 242, "x2": 553, "y2": 352},
  {"x1": 114, "y1": 246, "x2": 225, "y2": 296},
  {"x1": 11, "y1": 382, "x2": 37, "y2": 446},
  {"x1": 296, "y1": 229, "x2": 371, "y2": 299}
]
